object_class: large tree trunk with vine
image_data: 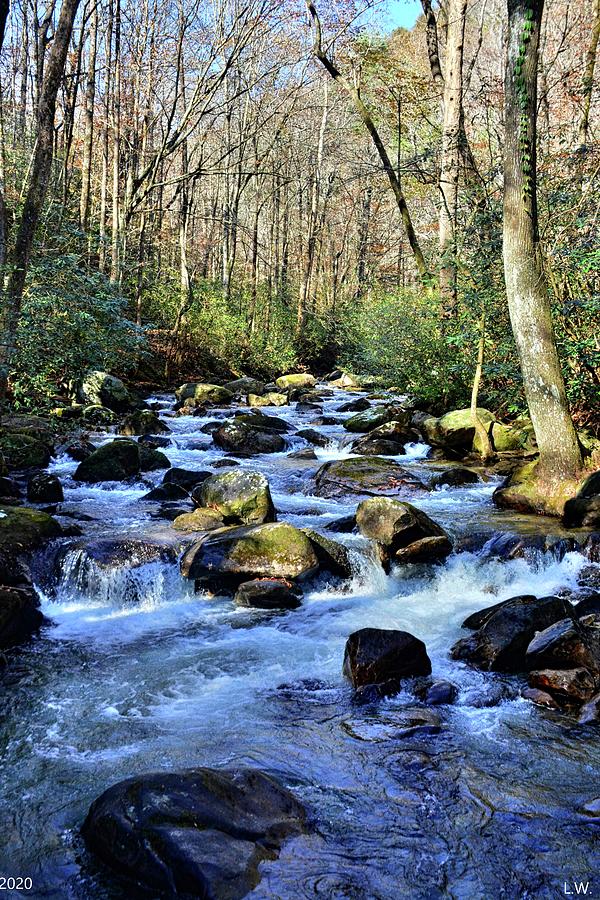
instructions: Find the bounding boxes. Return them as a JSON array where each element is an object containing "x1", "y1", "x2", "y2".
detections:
[
  {"x1": 502, "y1": 0, "x2": 582, "y2": 490},
  {"x1": 578, "y1": 0, "x2": 600, "y2": 146}
]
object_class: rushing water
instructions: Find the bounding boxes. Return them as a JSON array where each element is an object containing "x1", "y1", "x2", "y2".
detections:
[{"x1": 1, "y1": 386, "x2": 599, "y2": 899}]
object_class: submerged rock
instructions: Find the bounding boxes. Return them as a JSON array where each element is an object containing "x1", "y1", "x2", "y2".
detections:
[
  {"x1": 343, "y1": 628, "x2": 432, "y2": 690},
  {"x1": 578, "y1": 692, "x2": 600, "y2": 723},
  {"x1": 450, "y1": 595, "x2": 569, "y2": 673},
  {"x1": 196, "y1": 471, "x2": 275, "y2": 525},
  {"x1": 27, "y1": 473, "x2": 64, "y2": 504},
  {"x1": 180, "y1": 522, "x2": 319, "y2": 586},
  {"x1": 82, "y1": 767, "x2": 308, "y2": 900},
  {"x1": 234, "y1": 578, "x2": 302, "y2": 610},
  {"x1": 313, "y1": 457, "x2": 428, "y2": 499}
]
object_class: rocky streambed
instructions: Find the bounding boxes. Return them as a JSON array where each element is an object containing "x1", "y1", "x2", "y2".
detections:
[{"x1": 1, "y1": 376, "x2": 599, "y2": 898}]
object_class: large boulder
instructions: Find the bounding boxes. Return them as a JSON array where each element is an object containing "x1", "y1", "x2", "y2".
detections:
[
  {"x1": 74, "y1": 440, "x2": 141, "y2": 482},
  {"x1": 351, "y1": 421, "x2": 419, "y2": 456},
  {"x1": 450, "y1": 594, "x2": 569, "y2": 672},
  {"x1": 233, "y1": 413, "x2": 290, "y2": 433},
  {"x1": 474, "y1": 421, "x2": 528, "y2": 454},
  {"x1": 563, "y1": 471, "x2": 600, "y2": 528},
  {"x1": 213, "y1": 421, "x2": 285, "y2": 455},
  {"x1": 163, "y1": 467, "x2": 212, "y2": 491},
  {"x1": 0, "y1": 432, "x2": 51, "y2": 469},
  {"x1": 343, "y1": 406, "x2": 408, "y2": 434},
  {"x1": 224, "y1": 376, "x2": 265, "y2": 396},
  {"x1": 337, "y1": 398, "x2": 370, "y2": 413},
  {"x1": 0, "y1": 549, "x2": 45, "y2": 650},
  {"x1": 297, "y1": 428, "x2": 329, "y2": 448},
  {"x1": 493, "y1": 458, "x2": 576, "y2": 517},
  {"x1": 138, "y1": 445, "x2": 171, "y2": 472},
  {"x1": 424, "y1": 408, "x2": 495, "y2": 452},
  {"x1": 275, "y1": 373, "x2": 316, "y2": 390},
  {"x1": 528, "y1": 668, "x2": 598, "y2": 705},
  {"x1": 27, "y1": 473, "x2": 64, "y2": 504},
  {"x1": 343, "y1": 628, "x2": 432, "y2": 689},
  {"x1": 431, "y1": 466, "x2": 479, "y2": 488},
  {"x1": 180, "y1": 522, "x2": 318, "y2": 586},
  {"x1": 172, "y1": 508, "x2": 225, "y2": 533},
  {"x1": 525, "y1": 614, "x2": 600, "y2": 673},
  {"x1": 356, "y1": 498, "x2": 451, "y2": 569},
  {"x1": 77, "y1": 370, "x2": 133, "y2": 412},
  {"x1": 82, "y1": 767, "x2": 307, "y2": 900},
  {"x1": 196, "y1": 471, "x2": 275, "y2": 525},
  {"x1": 234, "y1": 579, "x2": 302, "y2": 610},
  {"x1": 248, "y1": 392, "x2": 288, "y2": 408},
  {"x1": 313, "y1": 457, "x2": 428, "y2": 499},
  {"x1": 302, "y1": 529, "x2": 353, "y2": 578},
  {"x1": 0, "y1": 505, "x2": 63, "y2": 554},
  {"x1": 117, "y1": 409, "x2": 170, "y2": 437},
  {"x1": 176, "y1": 383, "x2": 234, "y2": 406}
]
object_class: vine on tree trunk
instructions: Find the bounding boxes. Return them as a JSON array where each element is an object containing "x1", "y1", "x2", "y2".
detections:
[{"x1": 514, "y1": 1, "x2": 535, "y2": 203}]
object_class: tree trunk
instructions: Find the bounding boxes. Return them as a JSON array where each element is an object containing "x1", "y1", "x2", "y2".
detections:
[
  {"x1": 503, "y1": 0, "x2": 582, "y2": 482},
  {"x1": 578, "y1": 0, "x2": 600, "y2": 146},
  {"x1": 80, "y1": 0, "x2": 97, "y2": 231}
]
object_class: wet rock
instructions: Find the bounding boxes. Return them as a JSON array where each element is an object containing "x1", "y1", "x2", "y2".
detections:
[
  {"x1": 234, "y1": 578, "x2": 302, "y2": 610},
  {"x1": 461, "y1": 595, "x2": 538, "y2": 630},
  {"x1": 248, "y1": 391, "x2": 288, "y2": 407},
  {"x1": 0, "y1": 477, "x2": 21, "y2": 504},
  {"x1": 224, "y1": 376, "x2": 265, "y2": 396},
  {"x1": 73, "y1": 538, "x2": 178, "y2": 569},
  {"x1": 172, "y1": 508, "x2": 225, "y2": 533},
  {"x1": 431, "y1": 466, "x2": 479, "y2": 488},
  {"x1": 176, "y1": 383, "x2": 234, "y2": 405},
  {"x1": 297, "y1": 428, "x2": 329, "y2": 448},
  {"x1": 27, "y1": 473, "x2": 64, "y2": 504},
  {"x1": 575, "y1": 593, "x2": 600, "y2": 617},
  {"x1": 313, "y1": 457, "x2": 428, "y2": 499},
  {"x1": 581, "y1": 797, "x2": 600, "y2": 817},
  {"x1": 351, "y1": 421, "x2": 418, "y2": 455},
  {"x1": 181, "y1": 522, "x2": 319, "y2": 585},
  {"x1": 163, "y1": 467, "x2": 212, "y2": 491},
  {"x1": 528, "y1": 668, "x2": 598, "y2": 704},
  {"x1": 338, "y1": 398, "x2": 370, "y2": 412},
  {"x1": 81, "y1": 405, "x2": 118, "y2": 427},
  {"x1": 288, "y1": 448, "x2": 317, "y2": 461},
  {"x1": 582, "y1": 533, "x2": 600, "y2": 562},
  {"x1": 74, "y1": 439, "x2": 141, "y2": 482},
  {"x1": 213, "y1": 458, "x2": 241, "y2": 468},
  {"x1": 521, "y1": 687, "x2": 560, "y2": 709},
  {"x1": 0, "y1": 583, "x2": 44, "y2": 649},
  {"x1": 351, "y1": 438, "x2": 404, "y2": 457},
  {"x1": 343, "y1": 628, "x2": 432, "y2": 690},
  {"x1": 450, "y1": 594, "x2": 569, "y2": 673},
  {"x1": 324, "y1": 514, "x2": 356, "y2": 533},
  {"x1": 343, "y1": 707, "x2": 441, "y2": 738},
  {"x1": 296, "y1": 401, "x2": 322, "y2": 414},
  {"x1": 213, "y1": 421, "x2": 286, "y2": 455},
  {"x1": 563, "y1": 473, "x2": 600, "y2": 527},
  {"x1": 356, "y1": 497, "x2": 451, "y2": 569},
  {"x1": 60, "y1": 437, "x2": 96, "y2": 462},
  {"x1": 525, "y1": 614, "x2": 600, "y2": 672},
  {"x1": 343, "y1": 406, "x2": 408, "y2": 434},
  {"x1": 0, "y1": 505, "x2": 63, "y2": 554},
  {"x1": 117, "y1": 409, "x2": 170, "y2": 437},
  {"x1": 138, "y1": 433, "x2": 171, "y2": 449},
  {"x1": 155, "y1": 503, "x2": 193, "y2": 522},
  {"x1": 195, "y1": 471, "x2": 275, "y2": 525},
  {"x1": 310, "y1": 416, "x2": 339, "y2": 426},
  {"x1": 0, "y1": 432, "x2": 52, "y2": 470},
  {"x1": 77, "y1": 370, "x2": 134, "y2": 412},
  {"x1": 425, "y1": 680, "x2": 458, "y2": 705},
  {"x1": 142, "y1": 483, "x2": 190, "y2": 502},
  {"x1": 302, "y1": 529, "x2": 353, "y2": 578},
  {"x1": 138, "y1": 445, "x2": 171, "y2": 472},
  {"x1": 578, "y1": 692, "x2": 600, "y2": 723},
  {"x1": 234, "y1": 412, "x2": 290, "y2": 433},
  {"x1": 82, "y1": 767, "x2": 308, "y2": 900},
  {"x1": 275, "y1": 373, "x2": 316, "y2": 390}
]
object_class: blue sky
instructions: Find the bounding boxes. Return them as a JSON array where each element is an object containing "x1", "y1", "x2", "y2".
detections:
[{"x1": 383, "y1": 0, "x2": 422, "y2": 29}]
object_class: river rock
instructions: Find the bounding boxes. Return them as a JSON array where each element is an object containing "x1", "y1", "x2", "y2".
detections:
[
  {"x1": 82, "y1": 767, "x2": 308, "y2": 900},
  {"x1": 74, "y1": 440, "x2": 141, "y2": 482},
  {"x1": 578, "y1": 692, "x2": 600, "y2": 723},
  {"x1": 195, "y1": 471, "x2": 275, "y2": 525},
  {"x1": 275, "y1": 373, "x2": 316, "y2": 390},
  {"x1": 431, "y1": 466, "x2": 479, "y2": 488},
  {"x1": 138, "y1": 433, "x2": 172, "y2": 449},
  {"x1": 425, "y1": 680, "x2": 458, "y2": 705},
  {"x1": 117, "y1": 409, "x2": 170, "y2": 436},
  {"x1": 521, "y1": 687, "x2": 560, "y2": 709},
  {"x1": 27, "y1": 473, "x2": 64, "y2": 504},
  {"x1": 172, "y1": 508, "x2": 225, "y2": 533},
  {"x1": 176, "y1": 383, "x2": 234, "y2": 405},
  {"x1": 0, "y1": 505, "x2": 63, "y2": 554},
  {"x1": 423, "y1": 408, "x2": 495, "y2": 452},
  {"x1": 81, "y1": 405, "x2": 117, "y2": 426},
  {"x1": 525, "y1": 614, "x2": 600, "y2": 672},
  {"x1": 0, "y1": 432, "x2": 52, "y2": 470},
  {"x1": 0, "y1": 477, "x2": 21, "y2": 504},
  {"x1": 450, "y1": 594, "x2": 569, "y2": 672},
  {"x1": 224, "y1": 377, "x2": 265, "y2": 396},
  {"x1": 297, "y1": 428, "x2": 329, "y2": 448},
  {"x1": 248, "y1": 392, "x2": 288, "y2": 407},
  {"x1": 234, "y1": 578, "x2": 302, "y2": 609},
  {"x1": 142, "y1": 483, "x2": 190, "y2": 502},
  {"x1": 343, "y1": 628, "x2": 432, "y2": 689},
  {"x1": 138, "y1": 445, "x2": 171, "y2": 472},
  {"x1": 461, "y1": 594, "x2": 537, "y2": 630},
  {"x1": 288, "y1": 448, "x2": 317, "y2": 461},
  {"x1": 213, "y1": 420, "x2": 286, "y2": 455},
  {"x1": 356, "y1": 498, "x2": 451, "y2": 568},
  {"x1": 234, "y1": 412, "x2": 290, "y2": 433},
  {"x1": 344, "y1": 406, "x2": 408, "y2": 434},
  {"x1": 60, "y1": 438, "x2": 96, "y2": 462},
  {"x1": 77, "y1": 370, "x2": 134, "y2": 412},
  {"x1": 313, "y1": 457, "x2": 428, "y2": 499},
  {"x1": 163, "y1": 468, "x2": 211, "y2": 490},
  {"x1": 563, "y1": 471, "x2": 600, "y2": 527},
  {"x1": 528, "y1": 668, "x2": 598, "y2": 704},
  {"x1": 337, "y1": 398, "x2": 370, "y2": 412},
  {"x1": 302, "y1": 529, "x2": 352, "y2": 578}
]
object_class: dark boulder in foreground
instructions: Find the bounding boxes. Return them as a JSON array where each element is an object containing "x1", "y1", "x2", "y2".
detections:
[
  {"x1": 234, "y1": 578, "x2": 302, "y2": 610},
  {"x1": 525, "y1": 614, "x2": 600, "y2": 673},
  {"x1": 451, "y1": 594, "x2": 569, "y2": 672},
  {"x1": 82, "y1": 767, "x2": 307, "y2": 899},
  {"x1": 343, "y1": 628, "x2": 431, "y2": 690},
  {"x1": 0, "y1": 549, "x2": 45, "y2": 650},
  {"x1": 74, "y1": 440, "x2": 141, "y2": 482}
]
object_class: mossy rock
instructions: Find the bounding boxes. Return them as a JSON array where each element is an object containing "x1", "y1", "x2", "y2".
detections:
[
  {"x1": 82, "y1": 405, "x2": 118, "y2": 426},
  {"x1": 275, "y1": 373, "x2": 316, "y2": 390},
  {"x1": 0, "y1": 504, "x2": 63, "y2": 554},
  {"x1": 180, "y1": 522, "x2": 318, "y2": 582},
  {"x1": 0, "y1": 433, "x2": 52, "y2": 470},
  {"x1": 139, "y1": 445, "x2": 171, "y2": 472},
  {"x1": 176, "y1": 383, "x2": 234, "y2": 405},
  {"x1": 224, "y1": 377, "x2": 265, "y2": 396},
  {"x1": 313, "y1": 457, "x2": 428, "y2": 499},
  {"x1": 197, "y1": 471, "x2": 275, "y2": 525},
  {"x1": 118, "y1": 410, "x2": 170, "y2": 437},
  {"x1": 302, "y1": 529, "x2": 352, "y2": 578},
  {"x1": 172, "y1": 508, "x2": 225, "y2": 533},
  {"x1": 433, "y1": 408, "x2": 495, "y2": 451},
  {"x1": 248, "y1": 392, "x2": 288, "y2": 408},
  {"x1": 78, "y1": 370, "x2": 134, "y2": 412},
  {"x1": 50, "y1": 405, "x2": 84, "y2": 419},
  {"x1": 343, "y1": 406, "x2": 407, "y2": 434},
  {"x1": 493, "y1": 458, "x2": 580, "y2": 517},
  {"x1": 1, "y1": 414, "x2": 54, "y2": 440},
  {"x1": 74, "y1": 440, "x2": 141, "y2": 482},
  {"x1": 474, "y1": 421, "x2": 527, "y2": 454}
]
